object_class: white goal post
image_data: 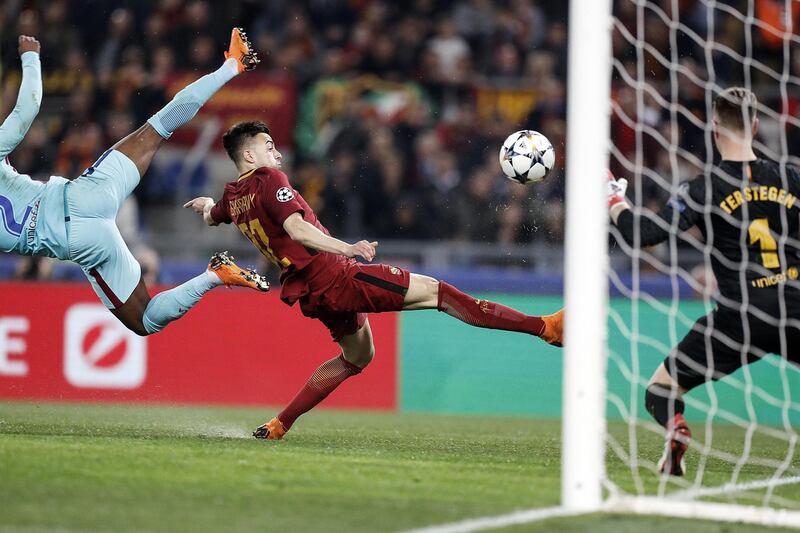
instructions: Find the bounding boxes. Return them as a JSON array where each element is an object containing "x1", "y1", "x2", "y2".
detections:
[
  {"x1": 562, "y1": 0, "x2": 613, "y2": 513},
  {"x1": 415, "y1": 0, "x2": 800, "y2": 533},
  {"x1": 564, "y1": 0, "x2": 800, "y2": 528}
]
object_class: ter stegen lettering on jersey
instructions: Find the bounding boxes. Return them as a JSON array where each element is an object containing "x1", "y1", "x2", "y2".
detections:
[
  {"x1": 672, "y1": 159, "x2": 800, "y2": 299},
  {"x1": 718, "y1": 184, "x2": 796, "y2": 214}
]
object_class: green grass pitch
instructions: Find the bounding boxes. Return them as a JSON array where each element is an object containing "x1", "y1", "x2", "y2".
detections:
[{"x1": 0, "y1": 402, "x2": 797, "y2": 532}]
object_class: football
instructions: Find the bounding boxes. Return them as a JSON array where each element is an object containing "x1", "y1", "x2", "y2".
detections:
[{"x1": 498, "y1": 130, "x2": 555, "y2": 185}]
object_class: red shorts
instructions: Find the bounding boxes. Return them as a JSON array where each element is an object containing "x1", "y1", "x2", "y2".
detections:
[{"x1": 290, "y1": 256, "x2": 410, "y2": 341}]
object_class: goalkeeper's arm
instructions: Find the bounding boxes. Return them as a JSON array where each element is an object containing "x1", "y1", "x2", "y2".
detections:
[{"x1": 607, "y1": 171, "x2": 694, "y2": 248}]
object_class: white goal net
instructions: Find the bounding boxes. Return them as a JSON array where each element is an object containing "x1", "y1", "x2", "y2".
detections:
[{"x1": 599, "y1": 0, "x2": 800, "y2": 526}]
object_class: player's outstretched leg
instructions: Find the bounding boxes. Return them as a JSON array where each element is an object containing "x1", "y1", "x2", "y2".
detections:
[
  {"x1": 402, "y1": 273, "x2": 564, "y2": 346},
  {"x1": 146, "y1": 28, "x2": 257, "y2": 141},
  {"x1": 113, "y1": 27, "x2": 258, "y2": 181},
  {"x1": 115, "y1": 251, "x2": 268, "y2": 335},
  {"x1": 645, "y1": 363, "x2": 692, "y2": 476},
  {"x1": 254, "y1": 320, "x2": 373, "y2": 440}
]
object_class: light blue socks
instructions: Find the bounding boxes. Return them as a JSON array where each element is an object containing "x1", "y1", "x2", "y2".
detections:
[
  {"x1": 142, "y1": 271, "x2": 222, "y2": 334},
  {"x1": 147, "y1": 59, "x2": 239, "y2": 139}
]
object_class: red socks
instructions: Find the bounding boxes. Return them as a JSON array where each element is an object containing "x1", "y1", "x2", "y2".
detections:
[
  {"x1": 437, "y1": 281, "x2": 545, "y2": 336},
  {"x1": 276, "y1": 283, "x2": 545, "y2": 431},
  {"x1": 668, "y1": 413, "x2": 688, "y2": 432},
  {"x1": 277, "y1": 354, "x2": 362, "y2": 430}
]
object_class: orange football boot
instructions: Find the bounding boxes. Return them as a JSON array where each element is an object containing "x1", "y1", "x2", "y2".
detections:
[
  {"x1": 208, "y1": 251, "x2": 269, "y2": 292},
  {"x1": 253, "y1": 417, "x2": 287, "y2": 440},
  {"x1": 540, "y1": 308, "x2": 564, "y2": 347},
  {"x1": 224, "y1": 27, "x2": 260, "y2": 73}
]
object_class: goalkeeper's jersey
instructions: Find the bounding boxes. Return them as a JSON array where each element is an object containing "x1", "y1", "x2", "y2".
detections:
[
  {"x1": 0, "y1": 157, "x2": 69, "y2": 260},
  {"x1": 616, "y1": 158, "x2": 800, "y2": 306}
]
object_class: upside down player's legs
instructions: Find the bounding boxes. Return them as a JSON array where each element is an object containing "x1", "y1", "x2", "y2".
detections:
[
  {"x1": 71, "y1": 217, "x2": 144, "y2": 310},
  {"x1": 68, "y1": 210, "x2": 226, "y2": 337},
  {"x1": 110, "y1": 58, "x2": 239, "y2": 185},
  {"x1": 111, "y1": 279, "x2": 153, "y2": 335},
  {"x1": 68, "y1": 150, "x2": 143, "y2": 218},
  {"x1": 146, "y1": 59, "x2": 239, "y2": 141},
  {"x1": 109, "y1": 270, "x2": 223, "y2": 336},
  {"x1": 139, "y1": 270, "x2": 223, "y2": 334},
  {"x1": 110, "y1": 125, "x2": 163, "y2": 188},
  {"x1": 67, "y1": 155, "x2": 226, "y2": 336}
]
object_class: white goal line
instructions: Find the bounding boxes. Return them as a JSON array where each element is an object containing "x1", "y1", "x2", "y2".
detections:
[
  {"x1": 604, "y1": 496, "x2": 800, "y2": 528},
  {"x1": 669, "y1": 476, "x2": 800, "y2": 501},
  {"x1": 401, "y1": 484, "x2": 800, "y2": 533}
]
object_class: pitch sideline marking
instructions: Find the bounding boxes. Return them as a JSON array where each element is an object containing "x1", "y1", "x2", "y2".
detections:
[{"x1": 402, "y1": 506, "x2": 584, "y2": 533}]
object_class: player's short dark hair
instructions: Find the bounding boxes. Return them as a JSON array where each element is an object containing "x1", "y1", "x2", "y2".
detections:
[
  {"x1": 713, "y1": 87, "x2": 758, "y2": 131},
  {"x1": 222, "y1": 120, "x2": 271, "y2": 163}
]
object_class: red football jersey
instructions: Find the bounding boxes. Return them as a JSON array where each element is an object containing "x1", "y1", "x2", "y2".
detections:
[{"x1": 209, "y1": 166, "x2": 331, "y2": 272}]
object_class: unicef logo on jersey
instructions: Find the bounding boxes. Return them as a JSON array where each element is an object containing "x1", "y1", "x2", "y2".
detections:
[
  {"x1": 276, "y1": 187, "x2": 295, "y2": 202},
  {"x1": 0, "y1": 194, "x2": 32, "y2": 237}
]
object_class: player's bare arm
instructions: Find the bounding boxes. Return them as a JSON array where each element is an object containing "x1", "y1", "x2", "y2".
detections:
[
  {"x1": 282, "y1": 212, "x2": 377, "y2": 261},
  {"x1": 184, "y1": 197, "x2": 219, "y2": 226}
]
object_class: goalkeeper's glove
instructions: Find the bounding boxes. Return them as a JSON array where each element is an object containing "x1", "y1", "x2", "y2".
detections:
[{"x1": 607, "y1": 170, "x2": 629, "y2": 211}]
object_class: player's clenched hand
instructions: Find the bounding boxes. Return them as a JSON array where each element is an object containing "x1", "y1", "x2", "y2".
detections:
[
  {"x1": 183, "y1": 197, "x2": 214, "y2": 214},
  {"x1": 347, "y1": 240, "x2": 378, "y2": 262},
  {"x1": 18, "y1": 36, "x2": 40, "y2": 55}
]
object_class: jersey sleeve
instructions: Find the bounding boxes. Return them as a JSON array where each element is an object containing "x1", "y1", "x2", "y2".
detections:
[
  {"x1": 209, "y1": 188, "x2": 232, "y2": 225},
  {"x1": 260, "y1": 169, "x2": 305, "y2": 225},
  {"x1": 666, "y1": 177, "x2": 704, "y2": 229},
  {"x1": 614, "y1": 177, "x2": 702, "y2": 247},
  {"x1": 787, "y1": 165, "x2": 800, "y2": 199},
  {"x1": 0, "y1": 52, "x2": 42, "y2": 160}
]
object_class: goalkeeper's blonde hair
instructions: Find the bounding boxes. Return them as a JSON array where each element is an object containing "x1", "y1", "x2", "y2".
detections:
[{"x1": 713, "y1": 87, "x2": 758, "y2": 132}]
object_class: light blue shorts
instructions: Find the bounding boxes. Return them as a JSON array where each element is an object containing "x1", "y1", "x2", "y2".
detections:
[{"x1": 66, "y1": 149, "x2": 142, "y2": 308}]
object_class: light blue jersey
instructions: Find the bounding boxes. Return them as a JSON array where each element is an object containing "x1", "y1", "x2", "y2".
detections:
[
  {"x1": 0, "y1": 51, "x2": 69, "y2": 260},
  {"x1": 1, "y1": 46, "x2": 238, "y2": 313},
  {"x1": 0, "y1": 49, "x2": 139, "y2": 306}
]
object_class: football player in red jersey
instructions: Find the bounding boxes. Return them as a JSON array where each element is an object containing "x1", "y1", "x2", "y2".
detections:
[{"x1": 185, "y1": 121, "x2": 564, "y2": 440}]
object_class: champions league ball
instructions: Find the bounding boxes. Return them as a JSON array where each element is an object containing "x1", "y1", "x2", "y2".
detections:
[{"x1": 498, "y1": 130, "x2": 555, "y2": 185}]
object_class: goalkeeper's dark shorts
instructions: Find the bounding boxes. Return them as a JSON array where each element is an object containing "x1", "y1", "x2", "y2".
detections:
[{"x1": 666, "y1": 295, "x2": 800, "y2": 391}]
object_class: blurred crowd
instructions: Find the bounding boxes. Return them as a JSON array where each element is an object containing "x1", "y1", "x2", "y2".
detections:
[
  {"x1": 610, "y1": 0, "x2": 800, "y2": 213},
  {"x1": 0, "y1": 0, "x2": 569, "y2": 278},
  {"x1": 3, "y1": 0, "x2": 800, "y2": 282}
]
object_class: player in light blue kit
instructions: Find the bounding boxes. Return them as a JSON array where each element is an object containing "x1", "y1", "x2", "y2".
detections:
[{"x1": 0, "y1": 31, "x2": 267, "y2": 335}]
